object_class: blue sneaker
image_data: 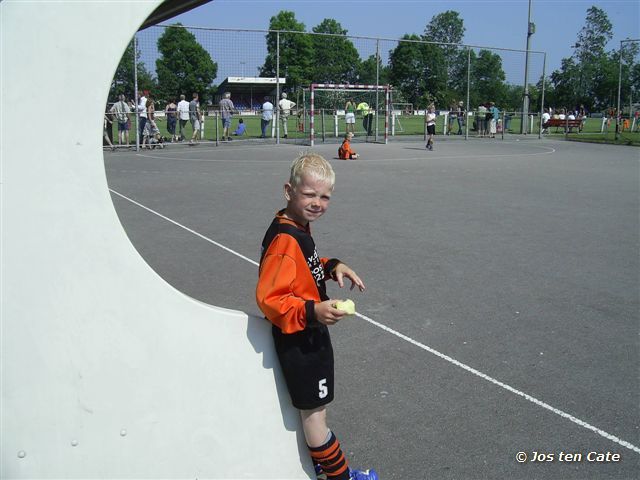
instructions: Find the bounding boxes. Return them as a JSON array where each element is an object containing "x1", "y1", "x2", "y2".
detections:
[
  {"x1": 314, "y1": 464, "x2": 327, "y2": 480},
  {"x1": 349, "y1": 468, "x2": 379, "y2": 480}
]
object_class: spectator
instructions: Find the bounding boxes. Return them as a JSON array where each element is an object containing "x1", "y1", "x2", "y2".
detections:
[
  {"x1": 541, "y1": 108, "x2": 551, "y2": 134},
  {"x1": 103, "y1": 108, "x2": 115, "y2": 151},
  {"x1": 578, "y1": 104, "x2": 587, "y2": 132},
  {"x1": 110, "y1": 94, "x2": 131, "y2": 145},
  {"x1": 137, "y1": 90, "x2": 148, "y2": 143},
  {"x1": 189, "y1": 92, "x2": 202, "y2": 145},
  {"x1": 456, "y1": 101, "x2": 465, "y2": 135},
  {"x1": 344, "y1": 98, "x2": 356, "y2": 134},
  {"x1": 447, "y1": 102, "x2": 457, "y2": 135},
  {"x1": 477, "y1": 103, "x2": 487, "y2": 137},
  {"x1": 140, "y1": 96, "x2": 155, "y2": 149},
  {"x1": 488, "y1": 102, "x2": 499, "y2": 138},
  {"x1": 177, "y1": 94, "x2": 190, "y2": 141},
  {"x1": 261, "y1": 96, "x2": 274, "y2": 138},
  {"x1": 219, "y1": 92, "x2": 235, "y2": 141},
  {"x1": 165, "y1": 98, "x2": 177, "y2": 142},
  {"x1": 278, "y1": 92, "x2": 296, "y2": 139},
  {"x1": 233, "y1": 118, "x2": 246, "y2": 136},
  {"x1": 359, "y1": 101, "x2": 375, "y2": 136}
]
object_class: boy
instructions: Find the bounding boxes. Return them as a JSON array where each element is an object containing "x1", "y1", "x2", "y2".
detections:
[
  {"x1": 338, "y1": 132, "x2": 359, "y2": 160},
  {"x1": 256, "y1": 153, "x2": 377, "y2": 480},
  {"x1": 425, "y1": 104, "x2": 436, "y2": 150},
  {"x1": 232, "y1": 118, "x2": 246, "y2": 136}
]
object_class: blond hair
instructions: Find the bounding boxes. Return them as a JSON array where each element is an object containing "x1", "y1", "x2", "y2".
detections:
[{"x1": 289, "y1": 151, "x2": 335, "y2": 189}]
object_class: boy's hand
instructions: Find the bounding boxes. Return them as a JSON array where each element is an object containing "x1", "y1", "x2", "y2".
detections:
[
  {"x1": 333, "y1": 263, "x2": 366, "y2": 292},
  {"x1": 314, "y1": 300, "x2": 346, "y2": 326}
]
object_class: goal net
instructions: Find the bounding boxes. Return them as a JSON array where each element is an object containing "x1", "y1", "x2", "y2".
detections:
[{"x1": 307, "y1": 83, "x2": 390, "y2": 146}]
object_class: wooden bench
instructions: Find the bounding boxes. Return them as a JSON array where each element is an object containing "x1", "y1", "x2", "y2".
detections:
[{"x1": 543, "y1": 118, "x2": 583, "y2": 132}]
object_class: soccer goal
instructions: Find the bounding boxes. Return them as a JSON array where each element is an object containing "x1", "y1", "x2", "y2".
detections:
[
  {"x1": 309, "y1": 83, "x2": 390, "y2": 146},
  {"x1": 391, "y1": 102, "x2": 414, "y2": 133}
]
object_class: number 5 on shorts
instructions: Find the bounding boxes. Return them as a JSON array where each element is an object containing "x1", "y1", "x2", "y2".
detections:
[{"x1": 318, "y1": 378, "x2": 328, "y2": 399}]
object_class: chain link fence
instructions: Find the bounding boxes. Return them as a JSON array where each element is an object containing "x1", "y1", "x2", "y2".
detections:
[{"x1": 108, "y1": 25, "x2": 553, "y2": 149}]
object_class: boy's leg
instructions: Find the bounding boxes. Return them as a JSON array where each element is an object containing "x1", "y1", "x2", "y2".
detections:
[{"x1": 302, "y1": 407, "x2": 349, "y2": 480}]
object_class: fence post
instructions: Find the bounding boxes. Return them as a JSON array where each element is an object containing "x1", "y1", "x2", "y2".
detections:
[
  {"x1": 375, "y1": 39, "x2": 380, "y2": 142},
  {"x1": 423, "y1": 108, "x2": 427, "y2": 141},
  {"x1": 334, "y1": 112, "x2": 338, "y2": 137},
  {"x1": 384, "y1": 87, "x2": 389, "y2": 144},
  {"x1": 215, "y1": 111, "x2": 219, "y2": 146},
  {"x1": 321, "y1": 109, "x2": 325, "y2": 143},
  {"x1": 310, "y1": 85, "x2": 315, "y2": 147},
  {"x1": 133, "y1": 34, "x2": 139, "y2": 152},
  {"x1": 276, "y1": 31, "x2": 280, "y2": 145},
  {"x1": 465, "y1": 47, "x2": 471, "y2": 140}
]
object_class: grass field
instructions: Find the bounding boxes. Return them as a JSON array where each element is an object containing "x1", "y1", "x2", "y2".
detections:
[{"x1": 106, "y1": 113, "x2": 640, "y2": 146}]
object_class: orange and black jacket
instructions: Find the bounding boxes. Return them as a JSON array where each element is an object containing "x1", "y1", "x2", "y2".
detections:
[
  {"x1": 256, "y1": 210, "x2": 341, "y2": 334},
  {"x1": 338, "y1": 139, "x2": 356, "y2": 159}
]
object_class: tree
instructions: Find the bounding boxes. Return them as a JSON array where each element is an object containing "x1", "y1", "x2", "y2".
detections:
[
  {"x1": 310, "y1": 19, "x2": 361, "y2": 83},
  {"x1": 155, "y1": 24, "x2": 218, "y2": 104},
  {"x1": 260, "y1": 11, "x2": 313, "y2": 91},
  {"x1": 549, "y1": 6, "x2": 613, "y2": 111},
  {"x1": 357, "y1": 54, "x2": 389, "y2": 85},
  {"x1": 109, "y1": 40, "x2": 155, "y2": 102},
  {"x1": 423, "y1": 11, "x2": 466, "y2": 103},
  {"x1": 469, "y1": 49, "x2": 507, "y2": 107},
  {"x1": 388, "y1": 35, "x2": 428, "y2": 107}
]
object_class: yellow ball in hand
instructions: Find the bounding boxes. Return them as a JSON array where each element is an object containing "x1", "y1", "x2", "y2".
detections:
[{"x1": 335, "y1": 299, "x2": 356, "y2": 315}]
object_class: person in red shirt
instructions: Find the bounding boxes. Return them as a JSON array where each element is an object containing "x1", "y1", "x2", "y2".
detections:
[{"x1": 338, "y1": 132, "x2": 359, "y2": 160}]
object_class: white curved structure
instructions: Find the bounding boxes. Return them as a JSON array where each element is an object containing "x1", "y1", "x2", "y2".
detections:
[{"x1": 0, "y1": 2, "x2": 311, "y2": 477}]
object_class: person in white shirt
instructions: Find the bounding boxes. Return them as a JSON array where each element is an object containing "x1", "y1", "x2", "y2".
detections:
[
  {"x1": 425, "y1": 104, "x2": 436, "y2": 150},
  {"x1": 137, "y1": 91, "x2": 147, "y2": 142},
  {"x1": 278, "y1": 92, "x2": 296, "y2": 138},
  {"x1": 541, "y1": 108, "x2": 551, "y2": 134},
  {"x1": 261, "y1": 96, "x2": 274, "y2": 138},
  {"x1": 110, "y1": 94, "x2": 131, "y2": 145},
  {"x1": 177, "y1": 94, "x2": 191, "y2": 141}
]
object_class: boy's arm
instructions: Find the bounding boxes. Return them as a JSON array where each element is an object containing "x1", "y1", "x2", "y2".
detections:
[
  {"x1": 322, "y1": 259, "x2": 366, "y2": 292},
  {"x1": 257, "y1": 252, "x2": 320, "y2": 334}
]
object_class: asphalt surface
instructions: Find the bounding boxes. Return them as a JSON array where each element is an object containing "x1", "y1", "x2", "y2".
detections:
[{"x1": 104, "y1": 135, "x2": 639, "y2": 479}]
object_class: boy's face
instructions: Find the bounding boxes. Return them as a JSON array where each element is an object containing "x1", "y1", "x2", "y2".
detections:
[{"x1": 284, "y1": 173, "x2": 333, "y2": 226}]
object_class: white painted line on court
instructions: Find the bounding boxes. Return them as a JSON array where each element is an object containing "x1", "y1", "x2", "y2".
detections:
[
  {"x1": 109, "y1": 188, "x2": 259, "y2": 267},
  {"x1": 354, "y1": 311, "x2": 640, "y2": 455},
  {"x1": 109, "y1": 187, "x2": 639, "y2": 455},
  {"x1": 122, "y1": 140, "x2": 556, "y2": 163}
]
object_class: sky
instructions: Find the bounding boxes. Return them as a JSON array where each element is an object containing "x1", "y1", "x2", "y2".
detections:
[{"x1": 165, "y1": 0, "x2": 639, "y2": 82}]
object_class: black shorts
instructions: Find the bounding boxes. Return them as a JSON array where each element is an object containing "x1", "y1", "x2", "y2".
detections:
[
  {"x1": 272, "y1": 324, "x2": 334, "y2": 410},
  {"x1": 427, "y1": 124, "x2": 436, "y2": 135}
]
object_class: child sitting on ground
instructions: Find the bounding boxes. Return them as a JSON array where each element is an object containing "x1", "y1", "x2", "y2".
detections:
[
  {"x1": 338, "y1": 132, "x2": 359, "y2": 160},
  {"x1": 233, "y1": 118, "x2": 246, "y2": 136}
]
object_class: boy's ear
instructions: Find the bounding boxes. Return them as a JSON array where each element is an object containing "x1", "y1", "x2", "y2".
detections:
[{"x1": 283, "y1": 183, "x2": 293, "y2": 201}]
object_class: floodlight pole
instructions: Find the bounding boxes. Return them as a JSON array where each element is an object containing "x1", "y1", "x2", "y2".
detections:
[
  {"x1": 539, "y1": 53, "x2": 547, "y2": 139},
  {"x1": 522, "y1": 0, "x2": 534, "y2": 134}
]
